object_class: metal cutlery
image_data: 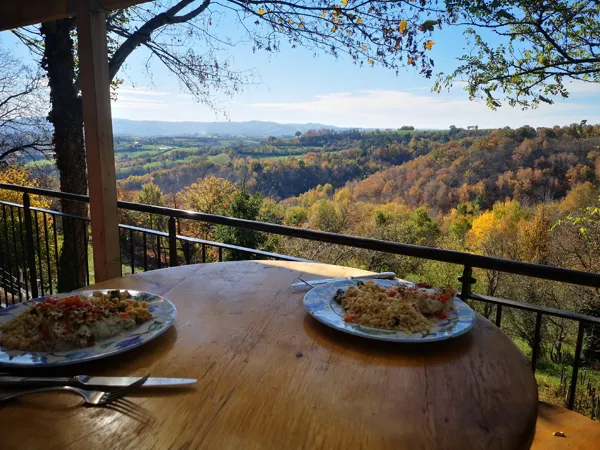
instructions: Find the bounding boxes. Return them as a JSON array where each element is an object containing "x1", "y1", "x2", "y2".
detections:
[
  {"x1": 291, "y1": 272, "x2": 397, "y2": 289},
  {"x1": 0, "y1": 375, "x2": 196, "y2": 388},
  {"x1": 0, "y1": 375, "x2": 149, "y2": 406}
]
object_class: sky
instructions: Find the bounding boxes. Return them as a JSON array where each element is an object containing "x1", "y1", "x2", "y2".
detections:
[{"x1": 2, "y1": 4, "x2": 600, "y2": 130}]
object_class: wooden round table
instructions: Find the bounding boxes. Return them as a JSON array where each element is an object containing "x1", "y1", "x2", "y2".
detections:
[{"x1": 0, "y1": 261, "x2": 538, "y2": 449}]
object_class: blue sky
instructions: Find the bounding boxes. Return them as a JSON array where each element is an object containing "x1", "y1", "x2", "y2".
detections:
[{"x1": 2, "y1": 7, "x2": 600, "y2": 129}]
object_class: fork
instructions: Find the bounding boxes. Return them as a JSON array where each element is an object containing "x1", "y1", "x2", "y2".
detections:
[{"x1": 0, "y1": 374, "x2": 149, "y2": 406}]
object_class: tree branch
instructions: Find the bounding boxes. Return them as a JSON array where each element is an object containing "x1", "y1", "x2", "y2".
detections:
[{"x1": 108, "y1": 0, "x2": 211, "y2": 82}]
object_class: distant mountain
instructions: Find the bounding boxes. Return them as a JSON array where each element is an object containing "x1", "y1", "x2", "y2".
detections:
[{"x1": 112, "y1": 119, "x2": 349, "y2": 137}]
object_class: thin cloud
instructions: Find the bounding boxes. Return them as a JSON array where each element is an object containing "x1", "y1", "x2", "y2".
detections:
[{"x1": 249, "y1": 90, "x2": 596, "y2": 129}]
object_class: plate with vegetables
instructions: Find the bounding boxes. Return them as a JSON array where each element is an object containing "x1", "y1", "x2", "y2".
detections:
[
  {"x1": 0, "y1": 289, "x2": 176, "y2": 367},
  {"x1": 303, "y1": 279, "x2": 476, "y2": 342}
]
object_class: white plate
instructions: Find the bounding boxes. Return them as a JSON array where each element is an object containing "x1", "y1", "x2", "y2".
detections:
[
  {"x1": 0, "y1": 289, "x2": 176, "y2": 367},
  {"x1": 304, "y1": 279, "x2": 476, "y2": 342}
]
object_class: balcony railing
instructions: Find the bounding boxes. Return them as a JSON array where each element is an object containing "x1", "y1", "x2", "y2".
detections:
[{"x1": 1, "y1": 182, "x2": 600, "y2": 417}]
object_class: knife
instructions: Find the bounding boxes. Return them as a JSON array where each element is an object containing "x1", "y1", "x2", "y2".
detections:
[
  {"x1": 291, "y1": 272, "x2": 397, "y2": 288},
  {"x1": 0, "y1": 375, "x2": 197, "y2": 388}
]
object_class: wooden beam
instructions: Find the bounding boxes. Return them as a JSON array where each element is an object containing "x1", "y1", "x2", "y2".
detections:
[
  {"x1": 76, "y1": 1, "x2": 121, "y2": 282},
  {"x1": 0, "y1": 0, "x2": 151, "y2": 31}
]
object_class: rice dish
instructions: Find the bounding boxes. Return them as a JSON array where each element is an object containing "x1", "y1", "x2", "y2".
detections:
[
  {"x1": 335, "y1": 281, "x2": 456, "y2": 334},
  {"x1": 0, "y1": 290, "x2": 152, "y2": 352}
]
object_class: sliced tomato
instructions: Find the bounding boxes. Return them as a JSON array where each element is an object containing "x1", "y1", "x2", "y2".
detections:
[{"x1": 436, "y1": 312, "x2": 448, "y2": 320}]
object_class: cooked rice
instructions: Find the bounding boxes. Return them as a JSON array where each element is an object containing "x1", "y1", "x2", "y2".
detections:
[
  {"x1": 341, "y1": 281, "x2": 455, "y2": 334},
  {"x1": 0, "y1": 290, "x2": 151, "y2": 352}
]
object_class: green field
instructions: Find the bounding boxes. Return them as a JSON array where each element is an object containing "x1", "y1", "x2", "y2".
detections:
[{"x1": 208, "y1": 153, "x2": 231, "y2": 164}]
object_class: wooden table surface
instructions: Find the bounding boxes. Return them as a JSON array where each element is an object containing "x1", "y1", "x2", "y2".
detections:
[{"x1": 0, "y1": 261, "x2": 538, "y2": 450}]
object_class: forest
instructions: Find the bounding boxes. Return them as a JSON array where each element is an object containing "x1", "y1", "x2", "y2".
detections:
[{"x1": 3, "y1": 122, "x2": 600, "y2": 418}]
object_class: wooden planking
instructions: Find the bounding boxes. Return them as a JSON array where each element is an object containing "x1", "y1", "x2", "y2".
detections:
[
  {"x1": 532, "y1": 402, "x2": 600, "y2": 450},
  {"x1": 75, "y1": 2, "x2": 121, "y2": 282},
  {"x1": 0, "y1": 261, "x2": 539, "y2": 450},
  {"x1": 0, "y1": 0, "x2": 151, "y2": 31}
]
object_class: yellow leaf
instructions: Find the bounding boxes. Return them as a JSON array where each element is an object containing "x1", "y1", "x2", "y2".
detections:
[
  {"x1": 321, "y1": 11, "x2": 326, "y2": 18},
  {"x1": 258, "y1": 8, "x2": 266, "y2": 16},
  {"x1": 361, "y1": 45, "x2": 368, "y2": 51},
  {"x1": 368, "y1": 7, "x2": 373, "y2": 13},
  {"x1": 424, "y1": 39, "x2": 435, "y2": 50},
  {"x1": 298, "y1": 22, "x2": 304, "y2": 28},
  {"x1": 399, "y1": 20, "x2": 408, "y2": 36},
  {"x1": 368, "y1": 59, "x2": 374, "y2": 65},
  {"x1": 289, "y1": 19, "x2": 295, "y2": 25},
  {"x1": 407, "y1": 57, "x2": 415, "y2": 66},
  {"x1": 277, "y1": 18, "x2": 283, "y2": 23},
  {"x1": 341, "y1": 0, "x2": 348, "y2": 6},
  {"x1": 331, "y1": 26, "x2": 337, "y2": 33},
  {"x1": 356, "y1": 17, "x2": 363, "y2": 24}
]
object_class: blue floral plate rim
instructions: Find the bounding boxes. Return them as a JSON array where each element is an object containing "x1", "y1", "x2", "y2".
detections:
[
  {"x1": 0, "y1": 289, "x2": 176, "y2": 367},
  {"x1": 303, "y1": 279, "x2": 476, "y2": 343}
]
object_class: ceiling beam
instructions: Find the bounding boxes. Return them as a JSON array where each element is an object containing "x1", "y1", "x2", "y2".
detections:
[{"x1": 0, "y1": 0, "x2": 152, "y2": 31}]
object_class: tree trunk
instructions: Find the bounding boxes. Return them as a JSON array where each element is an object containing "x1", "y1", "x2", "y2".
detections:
[{"x1": 41, "y1": 19, "x2": 89, "y2": 292}]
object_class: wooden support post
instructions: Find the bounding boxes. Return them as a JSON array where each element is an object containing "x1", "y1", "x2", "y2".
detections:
[{"x1": 76, "y1": 1, "x2": 121, "y2": 282}]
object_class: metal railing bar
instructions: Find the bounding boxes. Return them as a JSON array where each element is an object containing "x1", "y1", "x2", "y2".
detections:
[
  {"x1": 0, "y1": 200, "x2": 24, "y2": 209},
  {"x1": 42, "y1": 213, "x2": 53, "y2": 294},
  {"x1": 567, "y1": 323, "x2": 586, "y2": 410},
  {"x1": 30, "y1": 207, "x2": 90, "y2": 222},
  {"x1": 9, "y1": 206, "x2": 22, "y2": 303},
  {"x1": 531, "y1": 313, "x2": 543, "y2": 372},
  {"x1": 470, "y1": 294, "x2": 600, "y2": 326},
  {"x1": 34, "y1": 211, "x2": 44, "y2": 296},
  {"x1": 117, "y1": 224, "x2": 309, "y2": 262}
]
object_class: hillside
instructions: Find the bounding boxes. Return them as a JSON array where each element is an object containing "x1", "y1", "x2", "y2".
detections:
[
  {"x1": 116, "y1": 127, "x2": 491, "y2": 195},
  {"x1": 341, "y1": 125, "x2": 600, "y2": 212},
  {"x1": 112, "y1": 119, "x2": 350, "y2": 137}
]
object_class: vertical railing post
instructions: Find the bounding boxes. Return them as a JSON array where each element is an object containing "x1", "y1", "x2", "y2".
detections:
[
  {"x1": 567, "y1": 322, "x2": 585, "y2": 410},
  {"x1": 458, "y1": 265, "x2": 475, "y2": 302},
  {"x1": 183, "y1": 241, "x2": 191, "y2": 265},
  {"x1": 22, "y1": 193, "x2": 38, "y2": 299},
  {"x1": 531, "y1": 312, "x2": 543, "y2": 372},
  {"x1": 168, "y1": 217, "x2": 178, "y2": 267},
  {"x1": 495, "y1": 305, "x2": 503, "y2": 328}
]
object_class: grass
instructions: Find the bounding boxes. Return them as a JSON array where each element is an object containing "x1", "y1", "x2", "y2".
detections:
[{"x1": 207, "y1": 153, "x2": 231, "y2": 164}]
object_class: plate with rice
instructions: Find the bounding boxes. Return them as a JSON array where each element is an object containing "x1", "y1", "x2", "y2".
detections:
[
  {"x1": 0, "y1": 289, "x2": 176, "y2": 367},
  {"x1": 303, "y1": 279, "x2": 476, "y2": 342}
]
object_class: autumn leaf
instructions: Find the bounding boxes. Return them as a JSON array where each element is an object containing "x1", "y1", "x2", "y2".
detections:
[
  {"x1": 298, "y1": 22, "x2": 305, "y2": 29},
  {"x1": 341, "y1": 0, "x2": 348, "y2": 6},
  {"x1": 321, "y1": 11, "x2": 326, "y2": 18},
  {"x1": 399, "y1": 20, "x2": 408, "y2": 36},
  {"x1": 424, "y1": 40, "x2": 435, "y2": 50},
  {"x1": 277, "y1": 18, "x2": 283, "y2": 23},
  {"x1": 420, "y1": 20, "x2": 439, "y2": 32},
  {"x1": 368, "y1": 59, "x2": 374, "y2": 65},
  {"x1": 356, "y1": 17, "x2": 363, "y2": 24},
  {"x1": 257, "y1": 8, "x2": 266, "y2": 16},
  {"x1": 407, "y1": 57, "x2": 415, "y2": 66},
  {"x1": 289, "y1": 19, "x2": 295, "y2": 25},
  {"x1": 361, "y1": 45, "x2": 368, "y2": 51}
]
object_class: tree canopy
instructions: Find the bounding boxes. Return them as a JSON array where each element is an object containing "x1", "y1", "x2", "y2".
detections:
[{"x1": 435, "y1": 0, "x2": 600, "y2": 109}]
